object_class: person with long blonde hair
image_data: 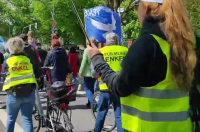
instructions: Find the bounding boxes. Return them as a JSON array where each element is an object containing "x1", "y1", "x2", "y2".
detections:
[
  {"x1": 27, "y1": 31, "x2": 37, "y2": 48},
  {"x1": 87, "y1": 0, "x2": 196, "y2": 131}
]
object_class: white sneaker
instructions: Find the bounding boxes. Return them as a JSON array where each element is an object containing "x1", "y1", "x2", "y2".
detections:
[{"x1": 78, "y1": 84, "x2": 82, "y2": 91}]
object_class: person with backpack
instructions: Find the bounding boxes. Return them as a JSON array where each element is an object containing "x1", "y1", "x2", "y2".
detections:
[{"x1": 87, "y1": 0, "x2": 197, "y2": 131}]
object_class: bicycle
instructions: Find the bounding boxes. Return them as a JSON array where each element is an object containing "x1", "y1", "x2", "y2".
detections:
[
  {"x1": 33, "y1": 67, "x2": 78, "y2": 132},
  {"x1": 91, "y1": 91, "x2": 116, "y2": 132}
]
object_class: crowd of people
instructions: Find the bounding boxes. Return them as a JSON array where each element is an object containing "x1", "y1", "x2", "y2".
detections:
[
  {"x1": 1, "y1": 0, "x2": 200, "y2": 132},
  {"x1": 0, "y1": 32, "x2": 85, "y2": 132}
]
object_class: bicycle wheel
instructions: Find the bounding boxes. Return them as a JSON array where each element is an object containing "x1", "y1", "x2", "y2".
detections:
[
  {"x1": 91, "y1": 91, "x2": 116, "y2": 132},
  {"x1": 48, "y1": 103, "x2": 73, "y2": 132},
  {"x1": 32, "y1": 105, "x2": 41, "y2": 132}
]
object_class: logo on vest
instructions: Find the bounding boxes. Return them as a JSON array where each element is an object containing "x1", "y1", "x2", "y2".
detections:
[
  {"x1": 103, "y1": 52, "x2": 126, "y2": 63},
  {"x1": 11, "y1": 62, "x2": 29, "y2": 71}
]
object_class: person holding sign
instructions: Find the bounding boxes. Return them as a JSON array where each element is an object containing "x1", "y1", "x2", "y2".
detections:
[
  {"x1": 94, "y1": 33, "x2": 127, "y2": 132},
  {"x1": 87, "y1": 0, "x2": 196, "y2": 132}
]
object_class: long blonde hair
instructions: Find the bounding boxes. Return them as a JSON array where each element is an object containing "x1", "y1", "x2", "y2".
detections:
[
  {"x1": 27, "y1": 31, "x2": 34, "y2": 42},
  {"x1": 141, "y1": 0, "x2": 197, "y2": 91}
]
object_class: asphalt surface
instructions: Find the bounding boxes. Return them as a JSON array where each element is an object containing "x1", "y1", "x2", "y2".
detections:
[{"x1": 0, "y1": 83, "x2": 115, "y2": 132}]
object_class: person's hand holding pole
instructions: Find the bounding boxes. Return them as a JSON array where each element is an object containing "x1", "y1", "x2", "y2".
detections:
[{"x1": 87, "y1": 43, "x2": 101, "y2": 58}]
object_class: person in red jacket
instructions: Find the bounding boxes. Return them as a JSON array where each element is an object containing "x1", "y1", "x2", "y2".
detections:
[{"x1": 68, "y1": 46, "x2": 79, "y2": 77}]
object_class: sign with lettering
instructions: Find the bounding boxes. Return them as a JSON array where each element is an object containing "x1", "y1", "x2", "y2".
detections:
[
  {"x1": 103, "y1": 51, "x2": 126, "y2": 63},
  {"x1": 11, "y1": 62, "x2": 29, "y2": 71},
  {"x1": 84, "y1": 6, "x2": 122, "y2": 44}
]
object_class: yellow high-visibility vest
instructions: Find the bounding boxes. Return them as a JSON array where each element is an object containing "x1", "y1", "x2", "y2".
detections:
[
  {"x1": 121, "y1": 34, "x2": 192, "y2": 132},
  {"x1": 98, "y1": 45, "x2": 128, "y2": 91},
  {"x1": 3, "y1": 55, "x2": 37, "y2": 91}
]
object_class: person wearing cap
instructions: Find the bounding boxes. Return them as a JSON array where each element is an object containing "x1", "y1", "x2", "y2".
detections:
[
  {"x1": 44, "y1": 39, "x2": 70, "y2": 83},
  {"x1": 87, "y1": 0, "x2": 196, "y2": 132},
  {"x1": 2, "y1": 37, "x2": 37, "y2": 132},
  {"x1": 94, "y1": 33, "x2": 128, "y2": 132}
]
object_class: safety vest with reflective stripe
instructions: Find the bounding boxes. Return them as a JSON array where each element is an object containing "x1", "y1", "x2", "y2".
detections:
[
  {"x1": 3, "y1": 55, "x2": 37, "y2": 91},
  {"x1": 98, "y1": 45, "x2": 128, "y2": 91},
  {"x1": 121, "y1": 35, "x2": 192, "y2": 132}
]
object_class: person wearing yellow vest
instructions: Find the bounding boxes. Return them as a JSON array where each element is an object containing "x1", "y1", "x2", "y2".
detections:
[
  {"x1": 2, "y1": 37, "x2": 37, "y2": 132},
  {"x1": 87, "y1": 0, "x2": 197, "y2": 132},
  {"x1": 94, "y1": 33, "x2": 128, "y2": 132}
]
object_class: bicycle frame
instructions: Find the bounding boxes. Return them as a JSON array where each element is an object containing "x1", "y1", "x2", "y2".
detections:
[
  {"x1": 35, "y1": 86, "x2": 58, "y2": 131},
  {"x1": 34, "y1": 69, "x2": 57, "y2": 131},
  {"x1": 34, "y1": 69, "x2": 76, "y2": 132}
]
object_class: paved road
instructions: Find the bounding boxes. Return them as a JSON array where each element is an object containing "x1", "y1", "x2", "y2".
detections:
[{"x1": 0, "y1": 89, "x2": 115, "y2": 132}]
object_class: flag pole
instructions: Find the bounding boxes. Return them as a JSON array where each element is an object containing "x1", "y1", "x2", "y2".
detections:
[
  {"x1": 69, "y1": 0, "x2": 90, "y2": 45},
  {"x1": 84, "y1": 8, "x2": 87, "y2": 47}
]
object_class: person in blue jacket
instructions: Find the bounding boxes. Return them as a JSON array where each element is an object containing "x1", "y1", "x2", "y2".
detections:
[{"x1": 44, "y1": 39, "x2": 70, "y2": 83}]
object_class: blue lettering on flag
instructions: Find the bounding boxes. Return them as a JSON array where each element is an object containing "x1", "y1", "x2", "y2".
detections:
[{"x1": 85, "y1": 6, "x2": 122, "y2": 44}]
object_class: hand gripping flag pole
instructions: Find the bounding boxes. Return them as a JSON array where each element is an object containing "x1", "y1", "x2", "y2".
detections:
[{"x1": 69, "y1": 0, "x2": 91, "y2": 45}]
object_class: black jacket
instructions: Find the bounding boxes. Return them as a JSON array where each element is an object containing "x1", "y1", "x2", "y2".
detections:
[
  {"x1": 37, "y1": 48, "x2": 47, "y2": 65},
  {"x1": 23, "y1": 43, "x2": 41, "y2": 78},
  {"x1": 92, "y1": 16, "x2": 168, "y2": 97}
]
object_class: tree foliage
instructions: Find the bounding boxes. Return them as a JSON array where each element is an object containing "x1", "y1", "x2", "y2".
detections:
[
  {"x1": 186, "y1": 0, "x2": 200, "y2": 33},
  {"x1": 0, "y1": 0, "x2": 199, "y2": 45},
  {"x1": 120, "y1": 0, "x2": 140, "y2": 39},
  {"x1": 32, "y1": 0, "x2": 96, "y2": 45}
]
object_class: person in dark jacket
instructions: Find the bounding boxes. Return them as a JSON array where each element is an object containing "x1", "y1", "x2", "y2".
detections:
[
  {"x1": 0, "y1": 51, "x2": 4, "y2": 73},
  {"x1": 87, "y1": 0, "x2": 196, "y2": 131},
  {"x1": 44, "y1": 39, "x2": 70, "y2": 83},
  {"x1": 19, "y1": 34, "x2": 41, "y2": 78},
  {"x1": 36, "y1": 43, "x2": 47, "y2": 66}
]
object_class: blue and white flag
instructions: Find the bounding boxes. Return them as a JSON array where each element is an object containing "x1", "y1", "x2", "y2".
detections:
[{"x1": 85, "y1": 6, "x2": 122, "y2": 44}]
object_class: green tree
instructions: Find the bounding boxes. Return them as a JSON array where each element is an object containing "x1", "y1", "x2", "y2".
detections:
[
  {"x1": 120, "y1": 0, "x2": 140, "y2": 39},
  {"x1": 31, "y1": 0, "x2": 97, "y2": 45},
  {"x1": 0, "y1": 0, "x2": 199, "y2": 44},
  {"x1": 186, "y1": 0, "x2": 200, "y2": 33}
]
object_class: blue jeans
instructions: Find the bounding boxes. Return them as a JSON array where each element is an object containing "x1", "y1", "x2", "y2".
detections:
[
  {"x1": 83, "y1": 77, "x2": 96, "y2": 103},
  {"x1": 75, "y1": 77, "x2": 80, "y2": 84},
  {"x1": 94, "y1": 92, "x2": 123, "y2": 132},
  {"x1": 94, "y1": 80, "x2": 99, "y2": 92},
  {"x1": 6, "y1": 91, "x2": 35, "y2": 132}
]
